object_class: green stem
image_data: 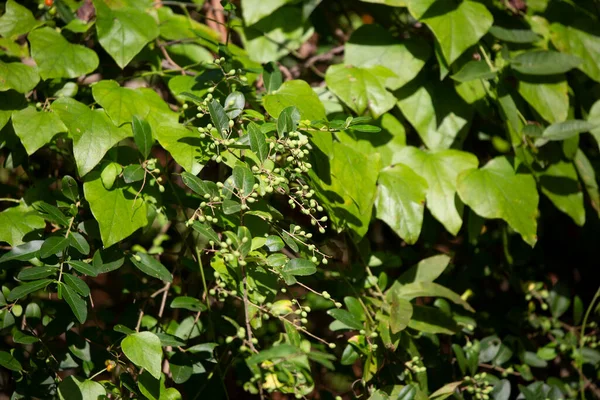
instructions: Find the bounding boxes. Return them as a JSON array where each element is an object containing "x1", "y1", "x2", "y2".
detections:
[{"x1": 0, "y1": 198, "x2": 21, "y2": 203}]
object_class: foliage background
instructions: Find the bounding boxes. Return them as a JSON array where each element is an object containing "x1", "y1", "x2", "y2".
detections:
[{"x1": 0, "y1": 0, "x2": 599, "y2": 399}]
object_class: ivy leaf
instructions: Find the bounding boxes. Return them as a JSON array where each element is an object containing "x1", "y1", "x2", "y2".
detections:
[
  {"x1": 130, "y1": 253, "x2": 172, "y2": 283},
  {"x1": 58, "y1": 376, "x2": 106, "y2": 400},
  {"x1": 155, "y1": 124, "x2": 205, "y2": 175},
  {"x1": 52, "y1": 98, "x2": 129, "y2": 177},
  {"x1": 396, "y1": 79, "x2": 471, "y2": 150},
  {"x1": 94, "y1": 0, "x2": 159, "y2": 69},
  {"x1": 396, "y1": 147, "x2": 478, "y2": 235},
  {"x1": 518, "y1": 77, "x2": 568, "y2": 124},
  {"x1": 263, "y1": 80, "x2": 327, "y2": 122},
  {"x1": 551, "y1": 23, "x2": 600, "y2": 83},
  {"x1": 232, "y1": 165, "x2": 255, "y2": 196},
  {"x1": 0, "y1": 0, "x2": 41, "y2": 38},
  {"x1": 376, "y1": 164, "x2": 428, "y2": 244},
  {"x1": 11, "y1": 108, "x2": 67, "y2": 155},
  {"x1": 0, "y1": 61, "x2": 39, "y2": 93},
  {"x1": 7, "y1": 279, "x2": 53, "y2": 302},
  {"x1": 326, "y1": 64, "x2": 396, "y2": 118},
  {"x1": 0, "y1": 205, "x2": 45, "y2": 246},
  {"x1": 539, "y1": 161, "x2": 585, "y2": 226},
  {"x1": 345, "y1": 24, "x2": 430, "y2": 90},
  {"x1": 284, "y1": 258, "x2": 317, "y2": 276},
  {"x1": 83, "y1": 172, "x2": 148, "y2": 248},
  {"x1": 408, "y1": 0, "x2": 493, "y2": 65},
  {"x1": 132, "y1": 116, "x2": 153, "y2": 159},
  {"x1": 510, "y1": 51, "x2": 582, "y2": 76},
  {"x1": 457, "y1": 157, "x2": 539, "y2": 246},
  {"x1": 121, "y1": 332, "x2": 163, "y2": 379},
  {"x1": 61, "y1": 282, "x2": 88, "y2": 324},
  {"x1": 241, "y1": 0, "x2": 294, "y2": 25},
  {"x1": 248, "y1": 122, "x2": 269, "y2": 163},
  {"x1": 29, "y1": 27, "x2": 99, "y2": 80},
  {"x1": 276, "y1": 106, "x2": 300, "y2": 138}
]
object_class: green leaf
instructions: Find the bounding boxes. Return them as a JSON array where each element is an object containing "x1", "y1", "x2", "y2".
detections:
[
  {"x1": 518, "y1": 77, "x2": 568, "y2": 124},
  {"x1": 130, "y1": 253, "x2": 172, "y2": 283},
  {"x1": 12, "y1": 108, "x2": 67, "y2": 155},
  {"x1": 376, "y1": 164, "x2": 428, "y2": 244},
  {"x1": 62, "y1": 176, "x2": 79, "y2": 202},
  {"x1": 538, "y1": 161, "x2": 585, "y2": 226},
  {"x1": 396, "y1": 281, "x2": 474, "y2": 312},
  {"x1": 208, "y1": 99, "x2": 230, "y2": 137},
  {"x1": 451, "y1": 61, "x2": 496, "y2": 82},
  {"x1": 94, "y1": 0, "x2": 159, "y2": 68},
  {"x1": 264, "y1": 80, "x2": 326, "y2": 123},
  {"x1": 28, "y1": 27, "x2": 99, "y2": 80},
  {"x1": 276, "y1": 106, "x2": 300, "y2": 138},
  {"x1": 396, "y1": 147, "x2": 478, "y2": 235},
  {"x1": 122, "y1": 331, "x2": 163, "y2": 379},
  {"x1": 123, "y1": 164, "x2": 146, "y2": 183},
  {"x1": 511, "y1": 51, "x2": 582, "y2": 75},
  {"x1": 0, "y1": 60, "x2": 39, "y2": 93},
  {"x1": 18, "y1": 266, "x2": 57, "y2": 281},
  {"x1": 0, "y1": 205, "x2": 45, "y2": 246},
  {"x1": 551, "y1": 23, "x2": 600, "y2": 83},
  {"x1": 58, "y1": 376, "x2": 106, "y2": 400},
  {"x1": 0, "y1": 240, "x2": 43, "y2": 263},
  {"x1": 64, "y1": 274, "x2": 90, "y2": 297},
  {"x1": 327, "y1": 309, "x2": 363, "y2": 330},
  {"x1": 69, "y1": 232, "x2": 90, "y2": 255},
  {"x1": 359, "y1": 0, "x2": 405, "y2": 5},
  {"x1": 83, "y1": 172, "x2": 148, "y2": 248},
  {"x1": 488, "y1": 26, "x2": 541, "y2": 43},
  {"x1": 408, "y1": 306, "x2": 458, "y2": 334},
  {"x1": 232, "y1": 165, "x2": 255, "y2": 196},
  {"x1": 390, "y1": 291, "x2": 413, "y2": 334},
  {"x1": 240, "y1": 7, "x2": 313, "y2": 63},
  {"x1": 574, "y1": 149, "x2": 600, "y2": 218},
  {"x1": 284, "y1": 258, "x2": 317, "y2": 276},
  {"x1": 241, "y1": 0, "x2": 294, "y2": 25},
  {"x1": 224, "y1": 91, "x2": 245, "y2": 119},
  {"x1": 181, "y1": 172, "x2": 215, "y2": 197},
  {"x1": 67, "y1": 260, "x2": 98, "y2": 277},
  {"x1": 100, "y1": 162, "x2": 121, "y2": 191},
  {"x1": 39, "y1": 236, "x2": 70, "y2": 258},
  {"x1": 398, "y1": 254, "x2": 451, "y2": 284},
  {"x1": 7, "y1": 279, "x2": 53, "y2": 302},
  {"x1": 155, "y1": 124, "x2": 204, "y2": 175},
  {"x1": 540, "y1": 120, "x2": 595, "y2": 141},
  {"x1": 191, "y1": 222, "x2": 220, "y2": 243},
  {"x1": 457, "y1": 157, "x2": 539, "y2": 246},
  {"x1": 170, "y1": 296, "x2": 206, "y2": 312},
  {"x1": 0, "y1": 351, "x2": 22, "y2": 372},
  {"x1": 36, "y1": 202, "x2": 70, "y2": 226},
  {"x1": 326, "y1": 64, "x2": 396, "y2": 118},
  {"x1": 132, "y1": 116, "x2": 153, "y2": 159},
  {"x1": 61, "y1": 282, "x2": 88, "y2": 323},
  {"x1": 396, "y1": 80, "x2": 471, "y2": 150},
  {"x1": 52, "y1": 98, "x2": 129, "y2": 176},
  {"x1": 345, "y1": 24, "x2": 430, "y2": 90},
  {"x1": 588, "y1": 100, "x2": 600, "y2": 150},
  {"x1": 0, "y1": 0, "x2": 41, "y2": 38},
  {"x1": 263, "y1": 62, "x2": 282, "y2": 93},
  {"x1": 408, "y1": 0, "x2": 493, "y2": 65},
  {"x1": 248, "y1": 122, "x2": 269, "y2": 163}
]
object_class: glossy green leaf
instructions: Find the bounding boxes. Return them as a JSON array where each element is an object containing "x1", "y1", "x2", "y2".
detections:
[
  {"x1": 224, "y1": 91, "x2": 245, "y2": 119},
  {"x1": 94, "y1": 0, "x2": 159, "y2": 68},
  {"x1": 376, "y1": 164, "x2": 428, "y2": 244},
  {"x1": 58, "y1": 376, "x2": 106, "y2": 400},
  {"x1": 0, "y1": 351, "x2": 22, "y2": 372},
  {"x1": 539, "y1": 161, "x2": 585, "y2": 226},
  {"x1": 0, "y1": 240, "x2": 43, "y2": 263},
  {"x1": 69, "y1": 232, "x2": 90, "y2": 255},
  {"x1": 241, "y1": 0, "x2": 294, "y2": 25},
  {"x1": 83, "y1": 172, "x2": 148, "y2": 248},
  {"x1": 345, "y1": 24, "x2": 430, "y2": 90},
  {"x1": 12, "y1": 108, "x2": 66, "y2": 155},
  {"x1": 0, "y1": 0, "x2": 40, "y2": 38},
  {"x1": 130, "y1": 253, "x2": 172, "y2": 283},
  {"x1": 408, "y1": 0, "x2": 493, "y2": 65},
  {"x1": 489, "y1": 26, "x2": 541, "y2": 43},
  {"x1": 518, "y1": 77, "x2": 568, "y2": 124},
  {"x1": 541, "y1": 120, "x2": 595, "y2": 141},
  {"x1": 61, "y1": 282, "x2": 88, "y2": 323},
  {"x1": 398, "y1": 254, "x2": 451, "y2": 284},
  {"x1": 263, "y1": 62, "x2": 282, "y2": 93},
  {"x1": 7, "y1": 279, "x2": 53, "y2": 302},
  {"x1": 396, "y1": 147, "x2": 478, "y2": 235},
  {"x1": 574, "y1": 149, "x2": 600, "y2": 218},
  {"x1": 132, "y1": 116, "x2": 153, "y2": 159},
  {"x1": 451, "y1": 61, "x2": 496, "y2": 82},
  {"x1": 100, "y1": 162, "x2": 122, "y2": 190},
  {"x1": 122, "y1": 331, "x2": 163, "y2": 379},
  {"x1": 155, "y1": 124, "x2": 204, "y2": 175},
  {"x1": 390, "y1": 291, "x2": 413, "y2": 334},
  {"x1": 18, "y1": 266, "x2": 57, "y2": 281},
  {"x1": 191, "y1": 222, "x2": 220, "y2": 243},
  {"x1": 511, "y1": 51, "x2": 581, "y2": 75},
  {"x1": 37, "y1": 202, "x2": 70, "y2": 226},
  {"x1": 208, "y1": 99, "x2": 230, "y2": 137},
  {"x1": 327, "y1": 309, "x2": 363, "y2": 330},
  {"x1": 263, "y1": 80, "x2": 327, "y2": 122},
  {"x1": 326, "y1": 64, "x2": 396, "y2": 118},
  {"x1": 0, "y1": 60, "x2": 39, "y2": 93},
  {"x1": 52, "y1": 98, "x2": 129, "y2": 176},
  {"x1": 284, "y1": 258, "x2": 317, "y2": 276},
  {"x1": 170, "y1": 296, "x2": 206, "y2": 312},
  {"x1": 29, "y1": 27, "x2": 99, "y2": 80},
  {"x1": 276, "y1": 106, "x2": 300, "y2": 138},
  {"x1": 397, "y1": 282, "x2": 474, "y2": 312},
  {"x1": 551, "y1": 23, "x2": 600, "y2": 83},
  {"x1": 248, "y1": 122, "x2": 269, "y2": 163},
  {"x1": 588, "y1": 100, "x2": 600, "y2": 150},
  {"x1": 457, "y1": 157, "x2": 539, "y2": 246},
  {"x1": 39, "y1": 236, "x2": 69, "y2": 258},
  {"x1": 0, "y1": 205, "x2": 45, "y2": 246},
  {"x1": 64, "y1": 274, "x2": 90, "y2": 297},
  {"x1": 232, "y1": 165, "x2": 255, "y2": 196},
  {"x1": 67, "y1": 260, "x2": 98, "y2": 277},
  {"x1": 123, "y1": 165, "x2": 145, "y2": 183},
  {"x1": 62, "y1": 176, "x2": 79, "y2": 202}
]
